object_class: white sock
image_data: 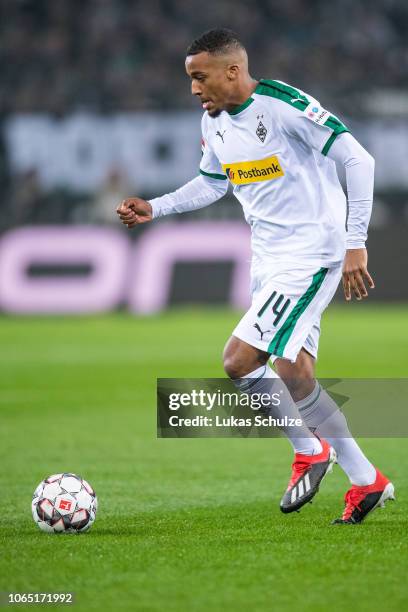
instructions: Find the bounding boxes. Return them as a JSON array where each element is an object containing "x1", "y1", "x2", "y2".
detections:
[
  {"x1": 234, "y1": 365, "x2": 322, "y2": 456},
  {"x1": 297, "y1": 382, "x2": 376, "y2": 486}
]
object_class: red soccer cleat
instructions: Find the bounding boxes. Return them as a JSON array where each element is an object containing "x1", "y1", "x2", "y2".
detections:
[
  {"x1": 332, "y1": 468, "x2": 395, "y2": 524},
  {"x1": 280, "y1": 438, "x2": 336, "y2": 513}
]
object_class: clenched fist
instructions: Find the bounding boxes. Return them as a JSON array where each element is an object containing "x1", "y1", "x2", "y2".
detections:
[{"x1": 116, "y1": 197, "x2": 153, "y2": 228}]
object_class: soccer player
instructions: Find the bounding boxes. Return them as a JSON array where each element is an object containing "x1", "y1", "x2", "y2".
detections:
[{"x1": 117, "y1": 29, "x2": 395, "y2": 524}]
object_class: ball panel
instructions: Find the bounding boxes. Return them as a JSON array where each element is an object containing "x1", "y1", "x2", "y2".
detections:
[
  {"x1": 37, "y1": 521, "x2": 55, "y2": 533},
  {"x1": 42, "y1": 482, "x2": 62, "y2": 499},
  {"x1": 71, "y1": 509, "x2": 87, "y2": 524},
  {"x1": 52, "y1": 518, "x2": 66, "y2": 532},
  {"x1": 71, "y1": 509, "x2": 91, "y2": 530},
  {"x1": 76, "y1": 489, "x2": 93, "y2": 510},
  {"x1": 77, "y1": 520, "x2": 92, "y2": 533},
  {"x1": 54, "y1": 493, "x2": 77, "y2": 516},
  {"x1": 82, "y1": 479, "x2": 95, "y2": 495},
  {"x1": 38, "y1": 498, "x2": 54, "y2": 520},
  {"x1": 46, "y1": 474, "x2": 63, "y2": 483},
  {"x1": 33, "y1": 483, "x2": 44, "y2": 498},
  {"x1": 60, "y1": 476, "x2": 82, "y2": 493}
]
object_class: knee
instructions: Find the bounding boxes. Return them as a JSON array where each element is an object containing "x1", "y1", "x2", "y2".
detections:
[
  {"x1": 275, "y1": 350, "x2": 316, "y2": 401},
  {"x1": 223, "y1": 337, "x2": 268, "y2": 379},
  {"x1": 223, "y1": 353, "x2": 248, "y2": 379},
  {"x1": 223, "y1": 337, "x2": 249, "y2": 378}
]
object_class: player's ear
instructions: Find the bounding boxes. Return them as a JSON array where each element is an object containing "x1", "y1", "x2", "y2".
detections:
[{"x1": 226, "y1": 64, "x2": 239, "y2": 81}]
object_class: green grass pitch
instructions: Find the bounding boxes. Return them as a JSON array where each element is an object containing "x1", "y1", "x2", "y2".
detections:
[{"x1": 0, "y1": 305, "x2": 407, "y2": 611}]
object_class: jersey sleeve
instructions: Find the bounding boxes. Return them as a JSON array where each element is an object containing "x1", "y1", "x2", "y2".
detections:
[
  {"x1": 278, "y1": 96, "x2": 350, "y2": 157},
  {"x1": 199, "y1": 116, "x2": 227, "y2": 181},
  {"x1": 327, "y1": 132, "x2": 375, "y2": 248},
  {"x1": 149, "y1": 174, "x2": 228, "y2": 219}
]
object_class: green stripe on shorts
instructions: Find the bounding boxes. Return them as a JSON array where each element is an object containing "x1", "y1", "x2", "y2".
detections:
[{"x1": 268, "y1": 267, "x2": 328, "y2": 357}]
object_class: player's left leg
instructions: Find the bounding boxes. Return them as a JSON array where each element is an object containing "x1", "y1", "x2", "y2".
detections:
[{"x1": 275, "y1": 342, "x2": 395, "y2": 524}]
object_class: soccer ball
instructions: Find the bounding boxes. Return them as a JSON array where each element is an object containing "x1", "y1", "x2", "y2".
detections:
[{"x1": 32, "y1": 473, "x2": 98, "y2": 533}]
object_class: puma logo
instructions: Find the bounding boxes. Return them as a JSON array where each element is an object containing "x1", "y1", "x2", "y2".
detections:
[
  {"x1": 216, "y1": 130, "x2": 226, "y2": 143},
  {"x1": 254, "y1": 322, "x2": 272, "y2": 341}
]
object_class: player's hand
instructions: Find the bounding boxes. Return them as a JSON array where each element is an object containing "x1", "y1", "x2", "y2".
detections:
[
  {"x1": 116, "y1": 197, "x2": 153, "y2": 228},
  {"x1": 342, "y1": 248, "x2": 375, "y2": 301}
]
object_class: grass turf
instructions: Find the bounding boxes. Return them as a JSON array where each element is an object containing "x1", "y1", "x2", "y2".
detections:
[{"x1": 0, "y1": 305, "x2": 407, "y2": 611}]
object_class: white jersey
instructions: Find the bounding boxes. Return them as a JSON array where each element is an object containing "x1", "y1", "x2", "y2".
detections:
[
  {"x1": 200, "y1": 79, "x2": 350, "y2": 271},
  {"x1": 149, "y1": 80, "x2": 374, "y2": 361}
]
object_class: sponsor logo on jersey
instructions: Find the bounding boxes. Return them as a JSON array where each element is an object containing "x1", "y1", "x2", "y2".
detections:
[
  {"x1": 304, "y1": 102, "x2": 329, "y2": 125},
  {"x1": 222, "y1": 155, "x2": 284, "y2": 185}
]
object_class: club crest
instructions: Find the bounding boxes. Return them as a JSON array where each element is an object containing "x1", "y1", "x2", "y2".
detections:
[{"x1": 256, "y1": 121, "x2": 267, "y2": 142}]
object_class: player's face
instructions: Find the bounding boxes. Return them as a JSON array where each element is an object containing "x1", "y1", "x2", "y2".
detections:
[{"x1": 185, "y1": 52, "x2": 237, "y2": 118}]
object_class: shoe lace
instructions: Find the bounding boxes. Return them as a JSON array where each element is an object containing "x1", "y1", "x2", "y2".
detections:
[{"x1": 343, "y1": 487, "x2": 363, "y2": 520}]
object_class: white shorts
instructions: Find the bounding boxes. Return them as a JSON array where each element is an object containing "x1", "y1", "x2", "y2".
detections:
[{"x1": 233, "y1": 264, "x2": 342, "y2": 363}]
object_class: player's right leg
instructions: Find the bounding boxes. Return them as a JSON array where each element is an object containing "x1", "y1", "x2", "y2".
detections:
[
  {"x1": 285, "y1": 324, "x2": 395, "y2": 523},
  {"x1": 332, "y1": 470, "x2": 395, "y2": 524}
]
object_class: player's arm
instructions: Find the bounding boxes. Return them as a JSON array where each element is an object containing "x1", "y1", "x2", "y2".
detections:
[
  {"x1": 117, "y1": 174, "x2": 227, "y2": 228},
  {"x1": 117, "y1": 119, "x2": 228, "y2": 228},
  {"x1": 279, "y1": 98, "x2": 375, "y2": 301},
  {"x1": 327, "y1": 133, "x2": 375, "y2": 301}
]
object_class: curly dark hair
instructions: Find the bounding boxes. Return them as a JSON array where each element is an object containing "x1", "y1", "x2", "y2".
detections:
[{"x1": 186, "y1": 28, "x2": 245, "y2": 56}]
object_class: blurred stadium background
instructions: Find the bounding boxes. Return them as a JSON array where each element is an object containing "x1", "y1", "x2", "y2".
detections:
[
  {"x1": 1, "y1": 3, "x2": 408, "y2": 610},
  {"x1": 0, "y1": 0, "x2": 407, "y2": 311}
]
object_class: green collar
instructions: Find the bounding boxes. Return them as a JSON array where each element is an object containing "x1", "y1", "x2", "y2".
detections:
[{"x1": 228, "y1": 95, "x2": 254, "y2": 116}]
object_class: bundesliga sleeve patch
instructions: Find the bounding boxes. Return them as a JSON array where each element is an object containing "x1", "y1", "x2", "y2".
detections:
[
  {"x1": 304, "y1": 102, "x2": 330, "y2": 126},
  {"x1": 222, "y1": 156, "x2": 284, "y2": 185}
]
